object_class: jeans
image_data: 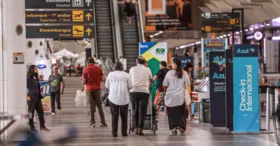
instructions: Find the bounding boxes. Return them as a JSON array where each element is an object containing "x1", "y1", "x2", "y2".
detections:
[
  {"x1": 28, "y1": 100, "x2": 45, "y2": 129},
  {"x1": 109, "y1": 102, "x2": 128, "y2": 135},
  {"x1": 50, "y1": 91, "x2": 61, "y2": 113},
  {"x1": 87, "y1": 90, "x2": 106, "y2": 124},
  {"x1": 130, "y1": 92, "x2": 149, "y2": 129}
]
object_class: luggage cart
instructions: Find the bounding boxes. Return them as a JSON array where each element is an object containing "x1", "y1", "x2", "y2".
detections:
[{"x1": 128, "y1": 98, "x2": 158, "y2": 135}]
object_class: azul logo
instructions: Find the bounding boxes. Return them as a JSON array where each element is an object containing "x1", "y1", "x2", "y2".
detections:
[
  {"x1": 156, "y1": 48, "x2": 165, "y2": 54},
  {"x1": 236, "y1": 48, "x2": 255, "y2": 54},
  {"x1": 212, "y1": 56, "x2": 226, "y2": 72},
  {"x1": 213, "y1": 73, "x2": 225, "y2": 79}
]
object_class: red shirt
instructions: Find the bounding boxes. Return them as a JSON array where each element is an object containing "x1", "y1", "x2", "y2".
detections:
[{"x1": 83, "y1": 64, "x2": 104, "y2": 91}]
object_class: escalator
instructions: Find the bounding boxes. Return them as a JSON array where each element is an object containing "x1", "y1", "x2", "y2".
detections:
[
  {"x1": 118, "y1": 3, "x2": 142, "y2": 70},
  {"x1": 94, "y1": 0, "x2": 116, "y2": 61}
]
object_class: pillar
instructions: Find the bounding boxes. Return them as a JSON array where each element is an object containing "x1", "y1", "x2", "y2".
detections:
[{"x1": 0, "y1": 0, "x2": 27, "y2": 141}]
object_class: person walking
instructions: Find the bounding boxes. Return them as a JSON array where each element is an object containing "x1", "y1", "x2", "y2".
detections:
[
  {"x1": 129, "y1": 57, "x2": 152, "y2": 135},
  {"x1": 153, "y1": 61, "x2": 169, "y2": 113},
  {"x1": 163, "y1": 58, "x2": 190, "y2": 135},
  {"x1": 83, "y1": 57, "x2": 107, "y2": 128},
  {"x1": 105, "y1": 62, "x2": 132, "y2": 137},
  {"x1": 118, "y1": 0, "x2": 137, "y2": 24},
  {"x1": 49, "y1": 66, "x2": 65, "y2": 116},
  {"x1": 27, "y1": 65, "x2": 50, "y2": 132}
]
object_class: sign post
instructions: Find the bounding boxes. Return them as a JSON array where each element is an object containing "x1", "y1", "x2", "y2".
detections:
[
  {"x1": 233, "y1": 44, "x2": 260, "y2": 132},
  {"x1": 209, "y1": 51, "x2": 226, "y2": 127}
]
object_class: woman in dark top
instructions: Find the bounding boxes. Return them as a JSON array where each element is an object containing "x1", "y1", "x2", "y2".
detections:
[
  {"x1": 27, "y1": 65, "x2": 50, "y2": 132},
  {"x1": 118, "y1": 0, "x2": 137, "y2": 24}
]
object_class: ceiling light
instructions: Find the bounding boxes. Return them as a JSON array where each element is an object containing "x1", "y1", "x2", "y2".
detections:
[
  {"x1": 223, "y1": 35, "x2": 227, "y2": 37},
  {"x1": 255, "y1": 26, "x2": 259, "y2": 29},
  {"x1": 159, "y1": 31, "x2": 163, "y2": 33},
  {"x1": 250, "y1": 27, "x2": 254, "y2": 30},
  {"x1": 272, "y1": 36, "x2": 280, "y2": 40},
  {"x1": 150, "y1": 35, "x2": 154, "y2": 38},
  {"x1": 227, "y1": 34, "x2": 231, "y2": 36},
  {"x1": 235, "y1": 32, "x2": 240, "y2": 34},
  {"x1": 245, "y1": 29, "x2": 248, "y2": 32},
  {"x1": 266, "y1": 23, "x2": 271, "y2": 26},
  {"x1": 260, "y1": 25, "x2": 264, "y2": 28}
]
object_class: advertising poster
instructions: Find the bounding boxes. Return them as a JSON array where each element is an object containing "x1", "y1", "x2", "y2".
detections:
[
  {"x1": 139, "y1": 42, "x2": 168, "y2": 101},
  {"x1": 40, "y1": 81, "x2": 52, "y2": 114},
  {"x1": 148, "y1": 0, "x2": 166, "y2": 15},
  {"x1": 209, "y1": 51, "x2": 226, "y2": 127},
  {"x1": 233, "y1": 44, "x2": 260, "y2": 132},
  {"x1": 145, "y1": 0, "x2": 192, "y2": 31},
  {"x1": 202, "y1": 38, "x2": 227, "y2": 67}
]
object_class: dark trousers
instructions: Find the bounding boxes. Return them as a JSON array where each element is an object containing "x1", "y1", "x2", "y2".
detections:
[
  {"x1": 109, "y1": 102, "x2": 128, "y2": 135},
  {"x1": 87, "y1": 90, "x2": 106, "y2": 124},
  {"x1": 50, "y1": 91, "x2": 61, "y2": 113},
  {"x1": 28, "y1": 100, "x2": 45, "y2": 129},
  {"x1": 130, "y1": 92, "x2": 149, "y2": 129}
]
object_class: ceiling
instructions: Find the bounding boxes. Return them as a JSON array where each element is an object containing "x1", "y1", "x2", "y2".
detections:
[{"x1": 199, "y1": 0, "x2": 280, "y2": 27}]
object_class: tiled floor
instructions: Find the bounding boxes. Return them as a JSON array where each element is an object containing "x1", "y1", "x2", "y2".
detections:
[{"x1": 43, "y1": 77, "x2": 278, "y2": 146}]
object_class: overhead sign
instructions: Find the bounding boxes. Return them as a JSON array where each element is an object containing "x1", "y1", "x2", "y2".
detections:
[
  {"x1": 202, "y1": 38, "x2": 227, "y2": 67},
  {"x1": 25, "y1": 10, "x2": 93, "y2": 24},
  {"x1": 26, "y1": 25, "x2": 94, "y2": 39},
  {"x1": 209, "y1": 51, "x2": 226, "y2": 127},
  {"x1": 201, "y1": 13, "x2": 240, "y2": 33},
  {"x1": 233, "y1": 44, "x2": 260, "y2": 132},
  {"x1": 25, "y1": 0, "x2": 93, "y2": 9}
]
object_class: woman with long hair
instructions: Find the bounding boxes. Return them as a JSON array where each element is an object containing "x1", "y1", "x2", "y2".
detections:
[
  {"x1": 163, "y1": 58, "x2": 190, "y2": 135},
  {"x1": 27, "y1": 65, "x2": 50, "y2": 132}
]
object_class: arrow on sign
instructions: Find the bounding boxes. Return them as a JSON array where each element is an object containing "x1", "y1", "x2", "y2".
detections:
[
  {"x1": 86, "y1": 28, "x2": 92, "y2": 36},
  {"x1": 85, "y1": 13, "x2": 92, "y2": 21},
  {"x1": 85, "y1": 0, "x2": 92, "y2": 7}
]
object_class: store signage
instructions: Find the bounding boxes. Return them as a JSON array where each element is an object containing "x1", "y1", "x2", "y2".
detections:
[
  {"x1": 145, "y1": 0, "x2": 192, "y2": 31},
  {"x1": 233, "y1": 44, "x2": 260, "y2": 132},
  {"x1": 253, "y1": 31, "x2": 263, "y2": 40},
  {"x1": 209, "y1": 51, "x2": 226, "y2": 127},
  {"x1": 25, "y1": 10, "x2": 94, "y2": 24},
  {"x1": 202, "y1": 38, "x2": 227, "y2": 67},
  {"x1": 25, "y1": 0, "x2": 93, "y2": 9},
  {"x1": 201, "y1": 12, "x2": 240, "y2": 33},
  {"x1": 36, "y1": 58, "x2": 47, "y2": 69},
  {"x1": 26, "y1": 25, "x2": 94, "y2": 39}
]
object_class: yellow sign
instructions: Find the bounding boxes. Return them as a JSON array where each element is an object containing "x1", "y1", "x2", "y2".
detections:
[
  {"x1": 86, "y1": 28, "x2": 92, "y2": 36},
  {"x1": 230, "y1": 19, "x2": 236, "y2": 25},
  {"x1": 85, "y1": 13, "x2": 92, "y2": 21},
  {"x1": 72, "y1": 10, "x2": 84, "y2": 22},
  {"x1": 205, "y1": 26, "x2": 211, "y2": 32},
  {"x1": 72, "y1": 25, "x2": 84, "y2": 37}
]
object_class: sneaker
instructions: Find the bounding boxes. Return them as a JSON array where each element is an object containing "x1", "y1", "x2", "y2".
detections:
[
  {"x1": 112, "y1": 133, "x2": 118, "y2": 137},
  {"x1": 170, "y1": 130, "x2": 177, "y2": 136},
  {"x1": 40, "y1": 127, "x2": 50, "y2": 132},
  {"x1": 178, "y1": 127, "x2": 185, "y2": 134},
  {"x1": 90, "y1": 123, "x2": 95, "y2": 128},
  {"x1": 100, "y1": 124, "x2": 107, "y2": 127},
  {"x1": 51, "y1": 112, "x2": 55, "y2": 116}
]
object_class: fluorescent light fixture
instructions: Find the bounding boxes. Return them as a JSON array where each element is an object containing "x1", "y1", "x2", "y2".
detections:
[
  {"x1": 260, "y1": 25, "x2": 264, "y2": 28},
  {"x1": 227, "y1": 34, "x2": 231, "y2": 36},
  {"x1": 250, "y1": 27, "x2": 254, "y2": 30},
  {"x1": 255, "y1": 26, "x2": 259, "y2": 29},
  {"x1": 235, "y1": 32, "x2": 240, "y2": 34},
  {"x1": 245, "y1": 29, "x2": 248, "y2": 32},
  {"x1": 150, "y1": 35, "x2": 154, "y2": 38},
  {"x1": 223, "y1": 35, "x2": 227, "y2": 37},
  {"x1": 266, "y1": 23, "x2": 271, "y2": 26},
  {"x1": 159, "y1": 31, "x2": 163, "y2": 33},
  {"x1": 272, "y1": 36, "x2": 280, "y2": 40}
]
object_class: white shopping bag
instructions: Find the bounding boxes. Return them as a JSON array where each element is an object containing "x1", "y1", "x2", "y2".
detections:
[{"x1": 75, "y1": 90, "x2": 87, "y2": 107}]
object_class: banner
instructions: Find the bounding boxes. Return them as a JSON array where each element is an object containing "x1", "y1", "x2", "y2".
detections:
[
  {"x1": 148, "y1": 0, "x2": 166, "y2": 15},
  {"x1": 145, "y1": 0, "x2": 192, "y2": 31},
  {"x1": 233, "y1": 44, "x2": 260, "y2": 132},
  {"x1": 202, "y1": 38, "x2": 227, "y2": 67},
  {"x1": 40, "y1": 81, "x2": 52, "y2": 114},
  {"x1": 139, "y1": 42, "x2": 168, "y2": 101},
  {"x1": 209, "y1": 51, "x2": 226, "y2": 127}
]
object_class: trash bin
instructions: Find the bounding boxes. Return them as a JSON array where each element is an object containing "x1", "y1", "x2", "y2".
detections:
[{"x1": 199, "y1": 98, "x2": 210, "y2": 123}]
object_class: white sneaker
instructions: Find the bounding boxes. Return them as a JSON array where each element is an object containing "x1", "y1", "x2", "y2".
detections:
[{"x1": 51, "y1": 112, "x2": 55, "y2": 116}]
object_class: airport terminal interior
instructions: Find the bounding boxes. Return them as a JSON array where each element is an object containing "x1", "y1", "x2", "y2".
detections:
[{"x1": 1, "y1": 0, "x2": 280, "y2": 145}]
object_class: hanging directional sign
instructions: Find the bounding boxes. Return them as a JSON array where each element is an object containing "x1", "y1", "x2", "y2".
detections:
[
  {"x1": 201, "y1": 13, "x2": 241, "y2": 33},
  {"x1": 25, "y1": 0, "x2": 93, "y2": 9},
  {"x1": 25, "y1": 10, "x2": 94, "y2": 24},
  {"x1": 26, "y1": 25, "x2": 94, "y2": 39}
]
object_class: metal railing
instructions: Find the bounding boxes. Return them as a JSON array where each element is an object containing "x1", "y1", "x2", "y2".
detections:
[{"x1": 135, "y1": 0, "x2": 145, "y2": 42}]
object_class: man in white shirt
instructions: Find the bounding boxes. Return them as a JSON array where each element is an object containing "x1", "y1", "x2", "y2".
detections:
[
  {"x1": 105, "y1": 62, "x2": 132, "y2": 137},
  {"x1": 129, "y1": 57, "x2": 152, "y2": 135}
]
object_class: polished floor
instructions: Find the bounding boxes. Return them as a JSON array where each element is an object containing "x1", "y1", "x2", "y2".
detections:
[{"x1": 43, "y1": 77, "x2": 277, "y2": 146}]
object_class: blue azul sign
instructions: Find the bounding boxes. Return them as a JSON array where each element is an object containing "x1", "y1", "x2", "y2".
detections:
[{"x1": 233, "y1": 44, "x2": 260, "y2": 132}]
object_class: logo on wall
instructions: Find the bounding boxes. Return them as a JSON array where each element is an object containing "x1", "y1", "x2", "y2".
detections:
[
  {"x1": 213, "y1": 56, "x2": 226, "y2": 72},
  {"x1": 156, "y1": 48, "x2": 165, "y2": 54}
]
